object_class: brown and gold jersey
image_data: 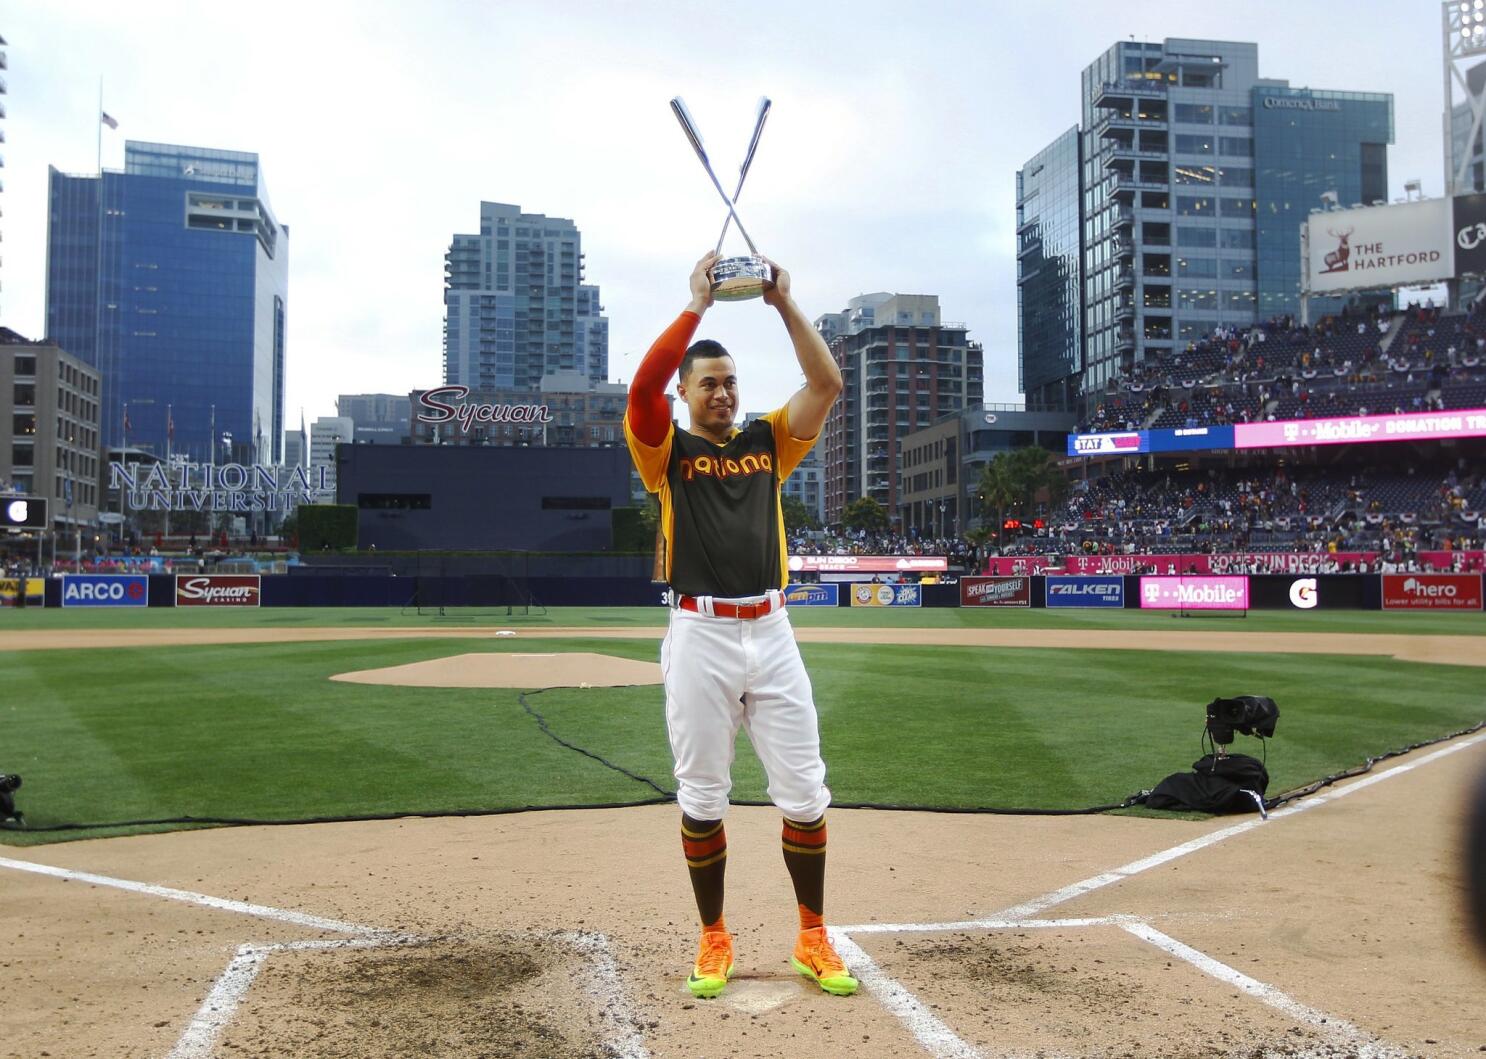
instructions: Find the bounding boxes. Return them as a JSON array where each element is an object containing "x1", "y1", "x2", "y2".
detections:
[{"x1": 625, "y1": 404, "x2": 816, "y2": 598}]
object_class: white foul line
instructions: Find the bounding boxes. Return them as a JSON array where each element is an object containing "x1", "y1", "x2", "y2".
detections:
[
  {"x1": 841, "y1": 729, "x2": 1486, "y2": 935},
  {"x1": 559, "y1": 932, "x2": 651, "y2": 1059},
  {"x1": 163, "y1": 944, "x2": 266, "y2": 1059},
  {"x1": 1119, "y1": 922, "x2": 1408, "y2": 1059},
  {"x1": 0, "y1": 856, "x2": 378, "y2": 935}
]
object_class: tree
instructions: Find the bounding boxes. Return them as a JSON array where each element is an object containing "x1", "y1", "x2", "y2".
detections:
[
  {"x1": 841, "y1": 496, "x2": 888, "y2": 535},
  {"x1": 976, "y1": 454, "x2": 1020, "y2": 546},
  {"x1": 781, "y1": 494, "x2": 820, "y2": 533}
]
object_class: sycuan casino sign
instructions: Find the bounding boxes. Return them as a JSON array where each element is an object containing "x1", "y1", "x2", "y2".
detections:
[
  {"x1": 109, "y1": 461, "x2": 331, "y2": 512},
  {"x1": 416, "y1": 386, "x2": 553, "y2": 433}
]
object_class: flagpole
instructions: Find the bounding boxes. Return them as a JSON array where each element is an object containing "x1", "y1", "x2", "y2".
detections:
[{"x1": 164, "y1": 404, "x2": 173, "y2": 541}]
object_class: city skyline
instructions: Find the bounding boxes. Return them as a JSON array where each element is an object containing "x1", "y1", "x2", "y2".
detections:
[{"x1": 0, "y1": 2, "x2": 1449, "y2": 439}]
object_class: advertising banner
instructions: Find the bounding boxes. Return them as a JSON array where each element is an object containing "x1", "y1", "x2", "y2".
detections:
[
  {"x1": 959, "y1": 576, "x2": 1031, "y2": 607},
  {"x1": 61, "y1": 574, "x2": 149, "y2": 608},
  {"x1": 1305, "y1": 198, "x2": 1453, "y2": 294},
  {"x1": 849, "y1": 583, "x2": 922, "y2": 608},
  {"x1": 784, "y1": 583, "x2": 839, "y2": 607},
  {"x1": 1139, "y1": 576, "x2": 1249, "y2": 610},
  {"x1": 790, "y1": 555, "x2": 947, "y2": 574},
  {"x1": 982, "y1": 557, "x2": 1060, "y2": 576},
  {"x1": 1452, "y1": 192, "x2": 1486, "y2": 276},
  {"x1": 1066, "y1": 431, "x2": 1146, "y2": 457},
  {"x1": 0, "y1": 578, "x2": 44, "y2": 607},
  {"x1": 1044, "y1": 576, "x2": 1125, "y2": 608},
  {"x1": 1234, "y1": 407, "x2": 1486, "y2": 450},
  {"x1": 175, "y1": 574, "x2": 262, "y2": 607},
  {"x1": 1381, "y1": 573, "x2": 1483, "y2": 611}
]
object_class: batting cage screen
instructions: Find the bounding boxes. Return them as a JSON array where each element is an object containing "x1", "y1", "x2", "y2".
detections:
[{"x1": 402, "y1": 551, "x2": 547, "y2": 620}]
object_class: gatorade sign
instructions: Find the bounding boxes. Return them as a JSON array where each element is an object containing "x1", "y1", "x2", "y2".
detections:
[
  {"x1": 61, "y1": 574, "x2": 149, "y2": 608},
  {"x1": 1382, "y1": 573, "x2": 1483, "y2": 611}
]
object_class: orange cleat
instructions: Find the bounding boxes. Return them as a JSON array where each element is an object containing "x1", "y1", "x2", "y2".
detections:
[
  {"x1": 791, "y1": 926, "x2": 858, "y2": 996},
  {"x1": 687, "y1": 929, "x2": 735, "y2": 999}
]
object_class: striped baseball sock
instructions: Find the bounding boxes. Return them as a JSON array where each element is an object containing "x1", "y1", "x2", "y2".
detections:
[
  {"x1": 781, "y1": 815, "x2": 827, "y2": 929},
  {"x1": 681, "y1": 815, "x2": 728, "y2": 930}
]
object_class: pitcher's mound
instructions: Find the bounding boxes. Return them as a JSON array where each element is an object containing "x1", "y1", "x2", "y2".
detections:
[{"x1": 331, "y1": 652, "x2": 662, "y2": 689}]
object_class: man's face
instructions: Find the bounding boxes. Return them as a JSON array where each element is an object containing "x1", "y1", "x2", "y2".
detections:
[{"x1": 678, "y1": 356, "x2": 738, "y2": 435}]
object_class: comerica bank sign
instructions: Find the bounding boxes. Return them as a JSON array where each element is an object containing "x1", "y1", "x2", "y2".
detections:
[
  {"x1": 109, "y1": 461, "x2": 331, "y2": 512},
  {"x1": 1262, "y1": 96, "x2": 1341, "y2": 111}
]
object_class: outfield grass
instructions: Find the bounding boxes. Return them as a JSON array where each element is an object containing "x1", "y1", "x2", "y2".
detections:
[
  {"x1": 1, "y1": 604, "x2": 1484, "y2": 635},
  {"x1": 2, "y1": 621, "x2": 1481, "y2": 845}
]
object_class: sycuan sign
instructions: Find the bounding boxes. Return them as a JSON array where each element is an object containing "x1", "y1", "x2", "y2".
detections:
[
  {"x1": 416, "y1": 386, "x2": 553, "y2": 433},
  {"x1": 109, "y1": 461, "x2": 331, "y2": 512}
]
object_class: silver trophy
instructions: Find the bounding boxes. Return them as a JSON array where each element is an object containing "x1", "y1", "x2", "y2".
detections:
[{"x1": 670, "y1": 96, "x2": 775, "y2": 301}]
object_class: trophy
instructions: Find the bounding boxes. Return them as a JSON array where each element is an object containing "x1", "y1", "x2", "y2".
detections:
[{"x1": 670, "y1": 96, "x2": 775, "y2": 301}]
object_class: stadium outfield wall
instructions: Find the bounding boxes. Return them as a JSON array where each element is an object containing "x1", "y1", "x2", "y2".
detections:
[{"x1": 12, "y1": 571, "x2": 1482, "y2": 613}]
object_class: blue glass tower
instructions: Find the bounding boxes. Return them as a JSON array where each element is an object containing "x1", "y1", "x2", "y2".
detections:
[
  {"x1": 1253, "y1": 88, "x2": 1393, "y2": 318},
  {"x1": 1017, "y1": 127, "x2": 1084, "y2": 412},
  {"x1": 45, "y1": 141, "x2": 288, "y2": 463}
]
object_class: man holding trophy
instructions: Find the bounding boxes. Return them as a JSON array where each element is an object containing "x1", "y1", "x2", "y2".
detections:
[{"x1": 622, "y1": 95, "x2": 855, "y2": 1003}]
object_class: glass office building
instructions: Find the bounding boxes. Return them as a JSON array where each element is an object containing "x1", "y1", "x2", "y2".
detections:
[
  {"x1": 46, "y1": 142, "x2": 288, "y2": 462},
  {"x1": 444, "y1": 202, "x2": 608, "y2": 391},
  {"x1": 1022, "y1": 39, "x2": 1391, "y2": 404},
  {"x1": 1016, "y1": 127, "x2": 1083, "y2": 411},
  {"x1": 1254, "y1": 87, "x2": 1393, "y2": 318}
]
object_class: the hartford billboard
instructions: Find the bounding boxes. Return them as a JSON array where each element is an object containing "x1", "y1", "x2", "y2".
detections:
[{"x1": 1302, "y1": 192, "x2": 1486, "y2": 294}]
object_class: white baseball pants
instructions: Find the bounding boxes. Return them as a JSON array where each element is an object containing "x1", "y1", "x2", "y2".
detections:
[{"x1": 660, "y1": 600, "x2": 830, "y2": 821}]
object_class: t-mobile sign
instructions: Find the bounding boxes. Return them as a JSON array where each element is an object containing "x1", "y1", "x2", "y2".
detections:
[
  {"x1": 1234, "y1": 407, "x2": 1486, "y2": 450},
  {"x1": 1139, "y1": 576, "x2": 1250, "y2": 610}
]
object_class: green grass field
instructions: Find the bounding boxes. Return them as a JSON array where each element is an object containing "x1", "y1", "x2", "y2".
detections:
[{"x1": 1, "y1": 607, "x2": 1482, "y2": 845}]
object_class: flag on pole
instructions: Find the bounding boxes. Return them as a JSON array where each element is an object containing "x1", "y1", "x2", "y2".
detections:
[
  {"x1": 122, "y1": 403, "x2": 131, "y2": 442},
  {"x1": 167, "y1": 405, "x2": 175, "y2": 444},
  {"x1": 100, "y1": 112, "x2": 119, "y2": 130}
]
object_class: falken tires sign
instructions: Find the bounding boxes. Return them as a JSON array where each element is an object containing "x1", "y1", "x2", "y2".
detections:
[
  {"x1": 61, "y1": 574, "x2": 149, "y2": 607},
  {"x1": 1045, "y1": 576, "x2": 1125, "y2": 608},
  {"x1": 175, "y1": 574, "x2": 262, "y2": 607}
]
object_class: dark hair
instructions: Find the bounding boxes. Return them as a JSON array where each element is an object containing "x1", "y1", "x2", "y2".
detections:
[{"x1": 680, "y1": 339, "x2": 732, "y2": 382}]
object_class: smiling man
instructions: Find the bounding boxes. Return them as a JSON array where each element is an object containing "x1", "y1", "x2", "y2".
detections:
[{"x1": 624, "y1": 250, "x2": 855, "y2": 999}]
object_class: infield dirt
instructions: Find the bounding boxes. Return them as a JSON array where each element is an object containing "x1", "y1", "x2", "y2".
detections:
[{"x1": 3, "y1": 626, "x2": 1485, "y2": 1058}]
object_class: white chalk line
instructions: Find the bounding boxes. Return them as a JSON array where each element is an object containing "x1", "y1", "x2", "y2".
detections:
[
  {"x1": 1120, "y1": 923, "x2": 1408, "y2": 1059},
  {"x1": 837, "y1": 731, "x2": 1486, "y2": 1058},
  {"x1": 0, "y1": 857, "x2": 649, "y2": 1059},
  {"x1": 0, "y1": 855, "x2": 380, "y2": 935}
]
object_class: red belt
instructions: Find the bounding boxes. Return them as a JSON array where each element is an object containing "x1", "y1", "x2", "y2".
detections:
[{"x1": 675, "y1": 593, "x2": 783, "y2": 620}]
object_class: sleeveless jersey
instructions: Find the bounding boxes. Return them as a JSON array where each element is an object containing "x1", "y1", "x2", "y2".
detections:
[{"x1": 625, "y1": 404, "x2": 816, "y2": 598}]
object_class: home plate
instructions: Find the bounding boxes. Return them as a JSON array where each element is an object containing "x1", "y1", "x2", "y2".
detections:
[
  {"x1": 721, "y1": 979, "x2": 799, "y2": 1014},
  {"x1": 329, "y1": 652, "x2": 662, "y2": 688}
]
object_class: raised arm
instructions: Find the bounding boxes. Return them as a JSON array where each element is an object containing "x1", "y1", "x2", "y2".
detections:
[
  {"x1": 763, "y1": 257, "x2": 843, "y2": 440},
  {"x1": 627, "y1": 252, "x2": 716, "y2": 445}
]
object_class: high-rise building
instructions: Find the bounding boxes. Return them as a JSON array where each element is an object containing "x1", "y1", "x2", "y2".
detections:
[
  {"x1": 816, "y1": 295, "x2": 983, "y2": 526},
  {"x1": 336, "y1": 393, "x2": 410, "y2": 445},
  {"x1": 1016, "y1": 127, "x2": 1084, "y2": 412},
  {"x1": 1, "y1": 328, "x2": 102, "y2": 534},
  {"x1": 45, "y1": 141, "x2": 289, "y2": 463},
  {"x1": 309, "y1": 416, "x2": 353, "y2": 501},
  {"x1": 443, "y1": 202, "x2": 608, "y2": 392},
  {"x1": 0, "y1": 33, "x2": 8, "y2": 317},
  {"x1": 1021, "y1": 39, "x2": 1392, "y2": 401}
]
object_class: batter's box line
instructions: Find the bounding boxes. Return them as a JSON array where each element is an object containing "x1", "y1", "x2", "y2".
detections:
[
  {"x1": 827, "y1": 732, "x2": 1486, "y2": 1059},
  {"x1": 167, "y1": 929, "x2": 649, "y2": 1059}
]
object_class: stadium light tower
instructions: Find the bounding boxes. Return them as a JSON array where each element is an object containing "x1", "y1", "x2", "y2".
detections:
[{"x1": 1443, "y1": 0, "x2": 1486, "y2": 194}]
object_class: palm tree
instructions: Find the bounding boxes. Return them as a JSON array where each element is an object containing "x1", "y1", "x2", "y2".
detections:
[{"x1": 976, "y1": 454, "x2": 1020, "y2": 546}]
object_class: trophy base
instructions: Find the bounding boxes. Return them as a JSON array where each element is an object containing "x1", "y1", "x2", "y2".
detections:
[{"x1": 710, "y1": 255, "x2": 775, "y2": 302}]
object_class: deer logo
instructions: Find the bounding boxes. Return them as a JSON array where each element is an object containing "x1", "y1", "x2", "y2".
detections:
[{"x1": 1320, "y1": 227, "x2": 1353, "y2": 274}]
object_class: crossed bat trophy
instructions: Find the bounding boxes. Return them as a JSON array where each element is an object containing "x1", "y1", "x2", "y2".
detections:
[{"x1": 670, "y1": 95, "x2": 776, "y2": 301}]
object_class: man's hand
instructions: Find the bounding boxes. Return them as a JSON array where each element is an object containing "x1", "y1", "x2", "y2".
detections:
[
  {"x1": 688, "y1": 251, "x2": 718, "y2": 315},
  {"x1": 760, "y1": 255, "x2": 791, "y2": 309}
]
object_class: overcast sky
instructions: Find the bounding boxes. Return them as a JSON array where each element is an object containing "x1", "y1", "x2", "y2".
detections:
[{"x1": 0, "y1": 1, "x2": 1449, "y2": 427}]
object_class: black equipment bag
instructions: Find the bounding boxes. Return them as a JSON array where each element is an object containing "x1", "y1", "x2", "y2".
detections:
[{"x1": 1146, "y1": 753, "x2": 1269, "y2": 814}]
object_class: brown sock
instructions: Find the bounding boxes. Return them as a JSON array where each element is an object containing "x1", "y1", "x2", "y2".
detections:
[
  {"x1": 781, "y1": 815, "x2": 827, "y2": 929},
  {"x1": 681, "y1": 814, "x2": 727, "y2": 929}
]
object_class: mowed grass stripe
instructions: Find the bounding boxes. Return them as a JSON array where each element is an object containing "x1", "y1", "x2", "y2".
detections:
[{"x1": 2, "y1": 637, "x2": 1481, "y2": 844}]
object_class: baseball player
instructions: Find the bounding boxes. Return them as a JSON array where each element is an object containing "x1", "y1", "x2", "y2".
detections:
[{"x1": 624, "y1": 250, "x2": 856, "y2": 999}]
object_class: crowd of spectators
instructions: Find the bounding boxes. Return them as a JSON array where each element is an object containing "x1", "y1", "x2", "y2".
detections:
[
  {"x1": 788, "y1": 529, "x2": 978, "y2": 567},
  {"x1": 1079, "y1": 303, "x2": 1486, "y2": 434}
]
